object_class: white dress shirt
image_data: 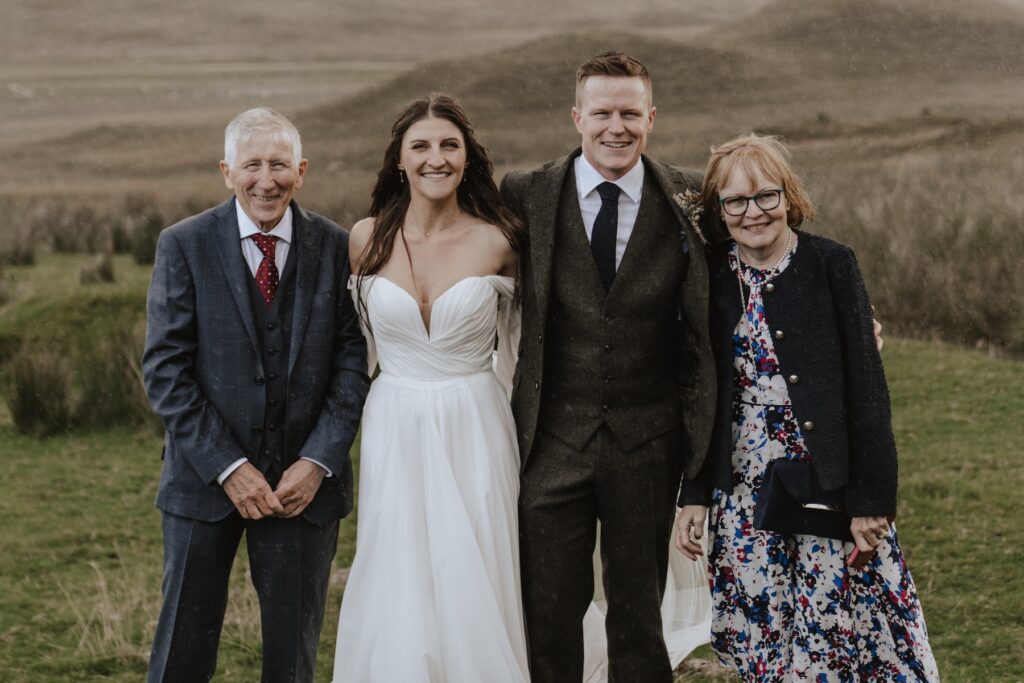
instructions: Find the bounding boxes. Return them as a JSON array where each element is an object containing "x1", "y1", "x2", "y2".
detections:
[
  {"x1": 217, "y1": 200, "x2": 330, "y2": 486},
  {"x1": 574, "y1": 153, "x2": 645, "y2": 269}
]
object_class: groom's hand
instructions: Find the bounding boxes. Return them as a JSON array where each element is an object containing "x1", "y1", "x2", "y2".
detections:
[
  {"x1": 273, "y1": 459, "x2": 326, "y2": 518},
  {"x1": 224, "y1": 463, "x2": 285, "y2": 520}
]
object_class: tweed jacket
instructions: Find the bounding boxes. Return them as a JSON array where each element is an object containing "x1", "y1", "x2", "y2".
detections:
[
  {"x1": 142, "y1": 198, "x2": 370, "y2": 524},
  {"x1": 500, "y1": 150, "x2": 716, "y2": 479},
  {"x1": 681, "y1": 231, "x2": 898, "y2": 517}
]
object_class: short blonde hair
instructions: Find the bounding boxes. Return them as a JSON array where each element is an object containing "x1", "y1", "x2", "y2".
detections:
[{"x1": 702, "y1": 134, "x2": 815, "y2": 239}]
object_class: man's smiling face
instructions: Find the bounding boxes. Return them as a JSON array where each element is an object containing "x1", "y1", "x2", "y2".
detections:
[
  {"x1": 572, "y1": 75, "x2": 655, "y2": 181},
  {"x1": 220, "y1": 132, "x2": 307, "y2": 232}
]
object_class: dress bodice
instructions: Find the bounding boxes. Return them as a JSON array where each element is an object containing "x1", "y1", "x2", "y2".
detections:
[{"x1": 349, "y1": 274, "x2": 518, "y2": 385}]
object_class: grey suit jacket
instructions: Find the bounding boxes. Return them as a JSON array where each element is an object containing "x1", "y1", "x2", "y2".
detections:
[
  {"x1": 500, "y1": 150, "x2": 716, "y2": 478},
  {"x1": 142, "y1": 198, "x2": 369, "y2": 524}
]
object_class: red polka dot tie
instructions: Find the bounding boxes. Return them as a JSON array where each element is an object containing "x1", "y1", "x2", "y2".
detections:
[{"x1": 251, "y1": 234, "x2": 279, "y2": 307}]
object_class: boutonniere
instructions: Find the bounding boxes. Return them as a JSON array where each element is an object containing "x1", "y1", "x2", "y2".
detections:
[{"x1": 672, "y1": 189, "x2": 708, "y2": 248}]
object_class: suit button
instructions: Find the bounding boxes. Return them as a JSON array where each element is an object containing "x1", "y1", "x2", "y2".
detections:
[
  {"x1": 268, "y1": 373, "x2": 278, "y2": 381},
  {"x1": 266, "y1": 322, "x2": 277, "y2": 331},
  {"x1": 774, "y1": 330, "x2": 784, "y2": 340},
  {"x1": 269, "y1": 399, "x2": 279, "y2": 407},
  {"x1": 533, "y1": 381, "x2": 540, "y2": 392},
  {"x1": 268, "y1": 424, "x2": 277, "y2": 432},
  {"x1": 604, "y1": 344, "x2": 612, "y2": 352},
  {"x1": 537, "y1": 335, "x2": 543, "y2": 344},
  {"x1": 802, "y1": 421, "x2": 815, "y2": 431},
  {"x1": 604, "y1": 314, "x2": 612, "y2": 322},
  {"x1": 601, "y1": 404, "x2": 609, "y2": 413},
  {"x1": 255, "y1": 376, "x2": 265, "y2": 385},
  {"x1": 765, "y1": 283, "x2": 775, "y2": 293},
  {"x1": 268, "y1": 347, "x2": 278, "y2": 356},
  {"x1": 788, "y1": 374, "x2": 799, "y2": 385},
  {"x1": 603, "y1": 376, "x2": 611, "y2": 384}
]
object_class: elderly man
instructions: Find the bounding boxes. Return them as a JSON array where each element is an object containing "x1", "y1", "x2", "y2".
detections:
[
  {"x1": 501, "y1": 52, "x2": 716, "y2": 682},
  {"x1": 142, "y1": 107, "x2": 369, "y2": 682}
]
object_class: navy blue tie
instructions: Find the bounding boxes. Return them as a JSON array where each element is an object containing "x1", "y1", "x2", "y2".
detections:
[{"x1": 591, "y1": 182, "x2": 620, "y2": 291}]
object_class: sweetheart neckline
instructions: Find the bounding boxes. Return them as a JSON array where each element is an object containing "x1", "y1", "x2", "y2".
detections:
[{"x1": 359, "y1": 274, "x2": 510, "y2": 338}]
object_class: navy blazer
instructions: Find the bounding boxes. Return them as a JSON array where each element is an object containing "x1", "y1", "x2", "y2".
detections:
[
  {"x1": 681, "y1": 231, "x2": 898, "y2": 517},
  {"x1": 142, "y1": 198, "x2": 369, "y2": 524}
]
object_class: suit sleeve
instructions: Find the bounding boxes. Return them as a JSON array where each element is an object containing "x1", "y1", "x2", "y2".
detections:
[
  {"x1": 828, "y1": 246, "x2": 899, "y2": 517},
  {"x1": 499, "y1": 172, "x2": 526, "y2": 222},
  {"x1": 142, "y1": 229, "x2": 249, "y2": 484},
  {"x1": 294, "y1": 230, "x2": 370, "y2": 473}
]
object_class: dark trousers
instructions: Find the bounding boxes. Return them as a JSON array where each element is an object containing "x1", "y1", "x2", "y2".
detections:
[
  {"x1": 147, "y1": 511, "x2": 339, "y2": 683},
  {"x1": 519, "y1": 426, "x2": 684, "y2": 683}
]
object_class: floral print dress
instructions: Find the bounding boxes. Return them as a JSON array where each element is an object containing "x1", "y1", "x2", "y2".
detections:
[{"x1": 707, "y1": 241, "x2": 940, "y2": 682}]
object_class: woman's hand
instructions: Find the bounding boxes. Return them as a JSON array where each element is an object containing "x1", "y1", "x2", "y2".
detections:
[
  {"x1": 850, "y1": 515, "x2": 890, "y2": 552},
  {"x1": 674, "y1": 505, "x2": 707, "y2": 560}
]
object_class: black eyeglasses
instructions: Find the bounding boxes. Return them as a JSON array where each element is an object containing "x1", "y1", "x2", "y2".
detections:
[{"x1": 719, "y1": 188, "x2": 784, "y2": 216}]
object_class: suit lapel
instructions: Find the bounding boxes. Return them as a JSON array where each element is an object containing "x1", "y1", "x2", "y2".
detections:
[
  {"x1": 645, "y1": 159, "x2": 705, "y2": 256},
  {"x1": 526, "y1": 150, "x2": 578, "y2": 324},
  {"x1": 287, "y1": 203, "x2": 323, "y2": 376},
  {"x1": 212, "y1": 198, "x2": 261, "y2": 354}
]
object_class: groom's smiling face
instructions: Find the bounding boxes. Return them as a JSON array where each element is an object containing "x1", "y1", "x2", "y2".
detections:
[{"x1": 572, "y1": 75, "x2": 655, "y2": 181}]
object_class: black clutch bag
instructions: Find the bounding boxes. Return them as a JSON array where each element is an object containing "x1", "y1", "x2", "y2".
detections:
[{"x1": 754, "y1": 459, "x2": 853, "y2": 541}]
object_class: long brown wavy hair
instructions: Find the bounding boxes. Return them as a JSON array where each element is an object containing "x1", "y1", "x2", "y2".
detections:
[{"x1": 354, "y1": 93, "x2": 525, "y2": 323}]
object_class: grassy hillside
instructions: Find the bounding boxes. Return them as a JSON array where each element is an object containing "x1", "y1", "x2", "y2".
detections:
[
  {"x1": 4, "y1": 0, "x2": 1024, "y2": 204},
  {"x1": 1, "y1": 337, "x2": 1021, "y2": 681},
  {"x1": 711, "y1": 0, "x2": 1024, "y2": 80}
]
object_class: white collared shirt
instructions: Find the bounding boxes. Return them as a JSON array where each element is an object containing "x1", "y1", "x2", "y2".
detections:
[
  {"x1": 236, "y1": 200, "x2": 292, "y2": 276},
  {"x1": 574, "y1": 153, "x2": 645, "y2": 269}
]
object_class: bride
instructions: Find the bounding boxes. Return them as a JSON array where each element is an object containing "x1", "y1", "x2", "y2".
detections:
[
  {"x1": 333, "y1": 93, "x2": 528, "y2": 682},
  {"x1": 332, "y1": 93, "x2": 710, "y2": 682}
]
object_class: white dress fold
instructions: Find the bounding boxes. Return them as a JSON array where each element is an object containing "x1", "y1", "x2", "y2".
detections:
[{"x1": 334, "y1": 275, "x2": 529, "y2": 683}]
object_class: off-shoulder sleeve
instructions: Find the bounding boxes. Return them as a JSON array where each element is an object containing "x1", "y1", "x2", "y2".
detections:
[
  {"x1": 347, "y1": 275, "x2": 379, "y2": 376},
  {"x1": 490, "y1": 276, "x2": 521, "y2": 399}
]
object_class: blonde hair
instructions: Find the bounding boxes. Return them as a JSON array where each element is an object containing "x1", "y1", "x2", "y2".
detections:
[{"x1": 702, "y1": 134, "x2": 815, "y2": 238}]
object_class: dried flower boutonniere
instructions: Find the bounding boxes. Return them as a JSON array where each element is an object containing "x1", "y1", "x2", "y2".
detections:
[{"x1": 672, "y1": 189, "x2": 708, "y2": 248}]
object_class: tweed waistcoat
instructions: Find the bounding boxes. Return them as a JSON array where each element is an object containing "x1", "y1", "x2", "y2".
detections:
[
  {"x1": 539, "y1": 170, "x2": 688, "y2": 452},
  {"x1": 245, "y1": 237, "x2": 297, "y2": 485}
]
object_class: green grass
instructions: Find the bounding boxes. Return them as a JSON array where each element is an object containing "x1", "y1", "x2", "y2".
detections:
[
  {"x1": 1, "y1": 339, "x2": 1021, "y2": 680},
  {"x1": 0, "y1": 426, "x2": 359, "y2": 682}
]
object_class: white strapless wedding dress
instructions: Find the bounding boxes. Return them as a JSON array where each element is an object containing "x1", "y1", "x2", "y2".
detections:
[{"x1": 333, "y1": 274, "x2": 710, "y2": 683}]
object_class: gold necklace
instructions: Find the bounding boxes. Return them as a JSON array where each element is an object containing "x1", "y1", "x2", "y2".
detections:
[
  {"x1": 409, "y1": 209, "x2": 462, "y2": 239},
  {"x1": 735, "y1": 228, "x2": 794, "y2": 309}
]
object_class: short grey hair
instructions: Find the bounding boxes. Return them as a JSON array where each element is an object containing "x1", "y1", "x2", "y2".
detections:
[{"x1": 223, "y1": 107, "x2": 303, "y2": 169}]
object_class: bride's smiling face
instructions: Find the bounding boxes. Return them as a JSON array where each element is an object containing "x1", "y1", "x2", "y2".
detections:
[{"x1": 398, "y1": 116, "x2": 467, "y2": 202}]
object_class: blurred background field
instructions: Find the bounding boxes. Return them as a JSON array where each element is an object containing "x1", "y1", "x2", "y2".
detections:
[{"x1": 1, "y1": 0, "x2": 1023, "y2": 680}]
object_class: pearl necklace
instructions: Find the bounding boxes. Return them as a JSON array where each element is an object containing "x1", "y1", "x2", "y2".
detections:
[{"x1": 735, "y1": 228, "x2": 794, "y2": 310}]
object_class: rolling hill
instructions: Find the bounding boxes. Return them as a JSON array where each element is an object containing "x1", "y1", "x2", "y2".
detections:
[{"x1": 2, "y1": 0, "x2": 1023, "y2": 207}]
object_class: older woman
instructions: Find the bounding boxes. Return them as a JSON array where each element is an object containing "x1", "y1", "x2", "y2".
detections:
[{"x1": 674, "y1": 134, "x2": 939, "y2": 681}]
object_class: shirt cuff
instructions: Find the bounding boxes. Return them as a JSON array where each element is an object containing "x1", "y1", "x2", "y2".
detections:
[
  {"x1": 301, "y1": 457, "x2": 333, "y2": 478},
  {"x1": 217, "y1": 458, "x2": 248, "y2": 486}
]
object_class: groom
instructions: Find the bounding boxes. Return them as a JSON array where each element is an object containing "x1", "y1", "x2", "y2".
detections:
[
  {"x1": 142, "y1": 107, "x2": 369, "y2": 682},
  {"x1": 501, "y1": 52, "x2": 715, "y2": 682}
]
